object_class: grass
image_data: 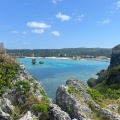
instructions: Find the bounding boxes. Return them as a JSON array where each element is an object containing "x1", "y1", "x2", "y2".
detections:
[{"x1": 68, "y1": 85, "x2": 81, "y2": 95}]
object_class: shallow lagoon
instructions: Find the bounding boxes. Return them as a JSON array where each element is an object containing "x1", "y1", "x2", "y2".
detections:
[{"x1": 18, "y1": 58, "x2": 109, "y2": 99}]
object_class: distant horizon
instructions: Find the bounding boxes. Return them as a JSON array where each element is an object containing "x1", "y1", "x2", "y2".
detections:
[{"x1": 6, "y1": 46, "x2": 112, "y2": 50}]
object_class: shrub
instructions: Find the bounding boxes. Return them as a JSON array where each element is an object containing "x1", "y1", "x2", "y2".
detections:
[
  {"x1": 20, "y1": 95, "x2": 40, "y2": 114},
  {"x1": 15, "y1": 80, "x2": 31, "y2": 95},
  {"x1": 88, "y1": 101, "x2": 95, "y2": 111},
  {"x1": 33, "y1": 102, "x2": 49, "y2": 113},
  {"x1": 87, "y1": 88, "x2": 104, "y2": 100},
  {"x1": 68, "y1": 85, "x2": 79, "y2": 95},
  {"x1": 0, "y1": 55, "x2": 18, "y2": 96},
  {"x1": 87, "y1": 78, "x2": 96, "y2": 88},
  {"x1": 107, "y1": 65, "x2": 120, "y2": 85}
]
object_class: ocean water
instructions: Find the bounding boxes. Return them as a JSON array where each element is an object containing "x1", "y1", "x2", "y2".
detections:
[{"x1": 18, "y1": 58, "x2": 109, "y2": 99}]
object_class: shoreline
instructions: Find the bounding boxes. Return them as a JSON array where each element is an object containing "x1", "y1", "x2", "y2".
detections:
[{"x1": 23, "y1": 56, "x2": 110, "y2": 62}]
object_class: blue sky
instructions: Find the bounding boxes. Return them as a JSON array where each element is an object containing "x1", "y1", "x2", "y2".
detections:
[{"x1": 0, "y1": 0, "x2": 120, "y2": 49}]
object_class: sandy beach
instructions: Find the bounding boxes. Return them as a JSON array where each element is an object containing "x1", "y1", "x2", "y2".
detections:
[
  {"x1": 25, "y1": 56, "x2": 72, "y2": 60},
  {"x1": 24, "y1": 56, "x2": 110, "y2": 62}
]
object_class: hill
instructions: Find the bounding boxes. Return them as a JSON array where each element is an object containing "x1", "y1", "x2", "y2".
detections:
[{"x1": 7, "y1": 48, "x2": 112, "y2": 58}]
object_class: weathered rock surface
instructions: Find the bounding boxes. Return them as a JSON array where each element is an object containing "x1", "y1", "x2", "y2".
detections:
[
  {"x1": 0, "y1": 63, "x2": 48, "y2": 120},
  {"x1": 0, "y1": 98, "x2": 14, "y2": 114},
  {"x1": 100, "y1": 108, "x2": 120, "y2": 120},
  {"x1": 0, "y1": 98, "x2": 14, "y2": 120},
  {"x1": 0, "y1": 107, "x2": 11, "y2": 120},
  {"x1": 17, "y1": 64, "x2": 33, "y2": 81},
  {"x1": 110, "y1": 44, "x2": 120, "y2": 67},
  {"x1": 56, "y1": 78, "x2": 120, "y2": 120},
  {"x1": 50, "y1": 104, "x2": 71, "y2": 120},
  {"x1": 20, "y1": 111, "x2": 38, "y2": 120},
  {"x1": 56, "y1": 78, "x2": 94, "y2": 120}
]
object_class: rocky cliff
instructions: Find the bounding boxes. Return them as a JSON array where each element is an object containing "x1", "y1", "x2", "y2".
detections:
[
  {"x1": 110, "y1": 44, "x2": 120, "y2": 67},
  {"x1": 86, "y1": 44, "x2": 120, "y2": 119},
  {"x1": 0, "y1": 56, "x2": 49, "y2": 119},
  {"x1": 56, "y1": 78, "x2": 120, "y2": 120},
  {"x1": 0, "y1": 53, "x2": 72, "y2": 120},
  {"x1": 87, "y1": 44, "x2": 120, "y2": 86},
  {"x1": 55, "y1": 44, "x2": 120, "y2": 120}
]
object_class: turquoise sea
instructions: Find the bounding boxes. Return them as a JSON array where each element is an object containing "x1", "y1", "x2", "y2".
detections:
[{"x1": 18, "y1": 58, "x2": 109, "y2": 99}]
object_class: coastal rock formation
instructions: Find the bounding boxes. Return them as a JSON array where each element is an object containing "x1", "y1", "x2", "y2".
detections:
[
  {"x1": 0, "y1": 55, "x2": 50, "y2": 120},
  {"x1": 56, "y1": 78, "x2": 120, "y2": 120},
  {"x1": 106, "y1": 44, "x2": 120, "y2": 84},
  {"x1": 50, "y1": 104, "x2": 71, "y2": 120},
  {"x1": 56, "y1": 78, "x2": 95, "y2": 120},
  {"x1": 100, "y1": 108, "x2": 120, "y2": 120},
  {"x1": 0, "y1": 53, "x2": 74, "y2": 120},
  {"x1": 20, "y1": 111, "x2": 38, "y2": 120},
  {"x1": 86, "y1": 44, "x2": 120, "y2": 120},
  {"x1": 88, "y1": 44, "x2": 120, "y2": 86},
  {"x1": 110, "y1": 44, "x2": 120, "y2": 67}
]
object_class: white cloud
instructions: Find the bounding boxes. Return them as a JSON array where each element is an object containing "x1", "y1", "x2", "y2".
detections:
[
  {"x1": 51, "y1": 31, "x2": 60, "y2": 36},
  {"x1": 98, "y1": 18, "x2": 111, "y2": 24},
  {"x1": 27, "y1": 21, "x2": 51, "y2": 29},
  {"x1": 56, "y1": 12, "x2": 71, "y2": 21},
  {"x1": 32, "y1": 29, "x2": 44, "y2": 34},
  {"x1": 115, "y1": 1, "x2": 120, "y2": 9},
  {"x1": 52, "y1": 0, "x2": 62, "y2": 5},
  {"x1": 23, "y1": 31, "x2": 27, "y2": 34},
  {"x1": 77, "y1": 14, "x2": 84, "y2": 21},
  {"x1": 102, "y1": 19, "x2": 111, "y2": 24},
  {"x1": 12, "y1": 31, "x2": 19, "y2": 34}
]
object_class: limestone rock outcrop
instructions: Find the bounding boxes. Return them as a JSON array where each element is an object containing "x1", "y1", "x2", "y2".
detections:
[
  {"x1": 50, "y1": 104, "x2": 71, "y2": 120},
  {"x1": 0, "y1": 63, "x2": 49, "y2": 120},
  {"x1": 110, "y1": 44, "x2": 120, "y2": 67},
  {"x1": 56, "y1": 78, "x2": 95, "y2": 120}
]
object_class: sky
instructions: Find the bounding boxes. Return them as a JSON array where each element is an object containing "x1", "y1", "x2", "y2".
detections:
[{"x1": 0, "y1": 0, "x2": 120, "y2": 49}]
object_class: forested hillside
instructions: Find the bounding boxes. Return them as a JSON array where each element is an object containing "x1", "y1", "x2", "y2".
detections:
[{"x1": 7, "y1": 48, "x2": 112, "y2": 57}]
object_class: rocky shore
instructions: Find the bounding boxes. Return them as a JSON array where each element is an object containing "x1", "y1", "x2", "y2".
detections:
[{"x1": 56, "y1": 78, "x2": 120, "y2": 120}]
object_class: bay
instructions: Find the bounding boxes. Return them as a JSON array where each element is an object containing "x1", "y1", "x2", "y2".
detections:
[{"x1": 18, "y1": 58, "x2": 109, "y2": 99}]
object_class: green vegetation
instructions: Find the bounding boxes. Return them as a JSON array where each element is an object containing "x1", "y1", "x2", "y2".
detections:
[
  {"x1": 33, "y1": 100, "x2": 50, "y2": 120},
  {"x1": 7, "y1": 48, "x2": 111, "y2": 58},
  {"x1": 0, "y1": 45, "x2": 51, "y2": 120},
  {"x1": 15, "y1": 80, "x2": 31, "y2": 95},
  {"x1": 118, "y1": 105, "x2": 120, "y2": 114},
  {"x1": 87, "y1": 45, "x2": 120, "y2": 111},
  {"x1": 87, "y1": 86, "x2": 120, "y2": 100},
  {"x1": 87, "y1": 88, "x2": 104, "y2": 100},
  {"x1": 68, "y1": 85, "x2": 80, "y2": 95},
  {"x1": 0, "y1": 55, "x2": 18, "y2": 97},
  {"x1": 87, "y1": 78, "x2": 97, "y2": 88},
  {"x1": 88, "y1": 101, "x2": 96, "y2": 111},
  {"x1": 33, "y1": 102, "x2": 49, "y2": 113},
  {"x1": 67, "y1": 105, "x2": 72, "y2": 114},
  {"x1": 107, "y1": 65, "x2": 120, "y2": 85},
  {"x1": 20, "y1": 95, "x2": 40, "y2": 114}
]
